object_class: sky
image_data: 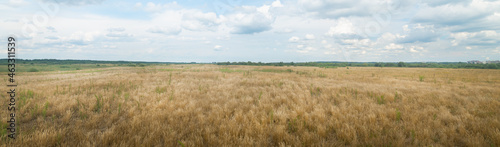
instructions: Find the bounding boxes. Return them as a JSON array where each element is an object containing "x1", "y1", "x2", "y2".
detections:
[{"x1": 1, "y1": 0, "x2": 499, "y2": 62}]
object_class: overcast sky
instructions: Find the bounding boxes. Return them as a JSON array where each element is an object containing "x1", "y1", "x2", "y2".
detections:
[{"x1": 1, "y1": 0, "x2": 499, "y2": 62}]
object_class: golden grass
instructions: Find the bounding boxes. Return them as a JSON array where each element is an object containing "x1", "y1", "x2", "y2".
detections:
[{"x1": 1, "y1": 65, "x2": 499, "y2": 146}]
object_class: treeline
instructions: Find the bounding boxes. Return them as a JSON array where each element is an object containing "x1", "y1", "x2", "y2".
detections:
[
  {"x1": 0, "y1": 59, "x2": 498, "y2": 69},
  {"x1": 216, "y1": 61, "x2": 500, "y2": 69}
]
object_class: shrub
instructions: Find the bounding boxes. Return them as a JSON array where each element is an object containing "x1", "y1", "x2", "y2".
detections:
[{"x1": 28, "y1": 68, "x2": 39, "y2": 72}]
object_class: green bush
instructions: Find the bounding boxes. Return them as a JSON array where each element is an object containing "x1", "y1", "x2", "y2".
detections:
[{"x1": 28, "y1": 68, "x2": 39, "y2": 72}]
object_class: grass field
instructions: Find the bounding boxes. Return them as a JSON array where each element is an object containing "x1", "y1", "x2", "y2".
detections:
[{"x1": 1, "y1": 64, "x2": 499, "y2": 146}]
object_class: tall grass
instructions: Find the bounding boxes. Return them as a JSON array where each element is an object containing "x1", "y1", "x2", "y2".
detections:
[{"x1": 1, "y1": 65, "x2": 499, "y2": 146}]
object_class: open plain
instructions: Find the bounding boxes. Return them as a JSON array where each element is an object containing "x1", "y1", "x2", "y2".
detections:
[{"x1": 1, "y1": 64, "x2": 499, "y2": 146}]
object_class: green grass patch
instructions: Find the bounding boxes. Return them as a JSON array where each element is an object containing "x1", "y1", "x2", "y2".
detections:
[
  {"x1": 158, "y1": 68, "x2": 182, "y2": 72},
  {"x1": 219, "y1": 68, "x2": 244, "y2": 73},
  {"x1": 254, "y1": 68, "x2": 294, "y2": 73}
]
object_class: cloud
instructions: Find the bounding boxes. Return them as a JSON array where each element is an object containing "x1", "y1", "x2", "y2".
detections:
[
  {"x1": 142, "y1": 2, "x2": 180, "y2": 12},
  {"x1": 288, "y1": 36, "x2": 300, "y2": 42},
  {"x1": 409, "y1": 46, "x2": 424, "y2": 53},
  {"x1": 397, "y1": 24, "x2": 440, "y2": 43},
  {"x1": 385, "y1": 43, "x2": 403, "y2": 50},
  {"x1": 272, "y1": 0, "x2": 284, "y2": 7},
  {"x1": 107, "y1": 27, "x2": 125, "y2": 32},
  {"x1": 225, "y1": 7, "x2": 274, "y2": 34},
  {"x1": 147, "y1": 26, "x2": 182, "y2": 35},
  {"x1": 450, "y1": 30, "x2": 500, "y2": 46},
  {"x1": 325, "y1": 18, "x2": 362, "y2": 39},
  {"x1": 305, "y1": 34, "x2": 315, "y2": 40},
  {"x1": 224, "y1": 1, "x2": 285, "y2": 34},
  {"x1": 8, "y1": 0, "x2": 29, "y2": 6},
  {"x1": 274, "y1": 28, "x2": 294, "y2": 34},
  {"x1": 297, "y1": 0, "x2": 383, "y2": 18},
  {"x1": 45, "y1": 36, "x2": 59, "y2": 40},
  {"x1": 214, "y1": 45, "x2": 223, "y2": 51},
  {"x1": 42, "y1": 0, "x2": 106, "y2": 6},
  {"x1": 46, "y1": 26, "x2": 57, "y2": 33},
  {"x1": 421, "y1": 0, "x2": 472, "y2": 7},
  {"x1": 412, "y1": 0, "x2": 498, "y2": 29},
  {"x1": 297, "y1": 46, "x2": 315, "y2": 53},
  {"x1": 181, "y1": 11, "x2": 220, "y2": 31}
]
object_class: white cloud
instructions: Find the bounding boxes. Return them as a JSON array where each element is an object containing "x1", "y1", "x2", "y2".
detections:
[
  {"x1": 214, "y1": 45, "x2": 225, "y2": 51},
  {"x1": 305, "y1": 34, "x2": 315, "y2": 40},
  {"x1": 224, "y1": 5, "x2": 275, "y2": 34},
  {"x1": 143, "y1": 2, "x2": 180, "y2": 12},
  {"x1": 397, "y1": 24, "x2": 440, "y2": 43},
  {"x1": 413, "y1": 0, "x2": 499, "y2": 30},
  {"x1": 271, "y1": 0, "x2": 284, "y2": 7},
  {"x1": 134, "y1": 2, "x2": 142, "y2": 8},
  {"x1": 41, "y1": 0, "x2": 106, "y2": 6},
  {"x1": 409, "y1": 46, "x2": 424, "y2": 53},
  {"x1": 274, "y1": 28, "x2": 294, "y2": 33},
  {"x1": 8, "y1": 0, "x2": 29, "y2": 6},
  {"x1": 385, "y1": 43, "x2": 404, "y2": 50},
  {"x1": 288, "y1": 36, "x2": 300, "y2": 42},
  {"x1": 325, "y1": 18, "x2": 360, "y2": 39},
  {"x1": 181, "y1": 10, "x2": 220, "y2": 31},
  {"x1": 147, "y1": 26, "x2": 182, "y2": 35},
  {"x1": 297, "y1": 46, "x2": 315, "y2": 53},
  {"x1": 108, "y1": 27, "x2": 125, "y2": 32}
]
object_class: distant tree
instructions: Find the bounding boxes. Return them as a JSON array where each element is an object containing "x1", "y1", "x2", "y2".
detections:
[
  {"x1": 398, "y1": 62, "x2": 406, "y2": 67},
  {"x1": 385, "y1": 63, "x2": 396, "y2": 67},
  {"x1": 487, "y1": 64, "x2": 498, "y2": 69},
  {"x1": 278, "y1": 62, "x2": 284, "y2": 66}
]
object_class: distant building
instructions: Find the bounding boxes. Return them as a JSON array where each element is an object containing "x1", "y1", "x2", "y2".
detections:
[
  {"x1": 467, "y1": 60, "x2": 483, "y2": 64},
  {"x1": 485, "y1": 60, "x2": 500, "y2": 64}
]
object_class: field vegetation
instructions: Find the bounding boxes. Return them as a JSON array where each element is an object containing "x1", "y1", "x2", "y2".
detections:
[{"x1": 1, "y1": 64, "x2": 499, "y2": 146}]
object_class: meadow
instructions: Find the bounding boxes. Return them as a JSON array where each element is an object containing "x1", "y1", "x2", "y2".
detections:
[{"x1": 1, "y1": 64, "x2": 499, "y2": 146}]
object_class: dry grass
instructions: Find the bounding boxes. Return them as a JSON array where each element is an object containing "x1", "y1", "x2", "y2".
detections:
[{"x1": 1, "y1": 65, "x2": 499, "y2": 146}]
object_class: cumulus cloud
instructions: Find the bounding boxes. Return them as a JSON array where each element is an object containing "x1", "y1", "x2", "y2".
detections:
[
  {"x1": 297, "y1": 46, "x2": 315, "y2": 53},
  {"x1": 214, "y1": 45, "x2": 223, "y2": 51},
  {"x1": 421, "y1": 0, "x2": 472, "y2": 7},
  {"x1": 272, "y1": 0, "x2": 284, "y2": 7},
  {"x1": 141, "y1": 2, "x2": 180, "y2": 12},
  {"x1": 225, "y1": 7, "x2": 274, "y2": 34},
  {"x1": 106, "y1": 27, "x2": 133, "y2": 38},
  {"x1": 412, "y1": 0, "x2": 498, "y2": 29},
  {"x1": 42, "y1": 0, "x2": 106, "y2": 6},
  {"x1": 305, "y1": 34, "x2": 315, "y2": 40},
  {"x1": 325, "y1": 18, "x2": 362, "y2": 39},
  {"x1": 147, "y1": 26, "x2": 182, "y2": 35},
  {"x1": 385, "y1": 43, "x2": 404, "y2": 50},
  {"x1": 450, "y1": 30, "x2": 500, "y2": 46},
  {"x1": 288, "y1": 36, "x2": 300, "y2": 42},
  {"x1": 8, "y1": 0, "x2": 29, "y2": 6},
  {"x1": 397, "y1": 24, "x2": 440, "y2": 43},
  {"x1": 274, "y1": 28, "x2": 294, "y2": 34},
  {"x1": 107, "y1": 27, "x2": 125, "y2": 32},
  {"x1": 46, "y1": 26, "x2": 57, "y2": 33},
  {"x1": 297, "y1": 0, "x2": 388, "y2": 18},
  {"x1": 409, "y1": 46, "x2": 424, "y2": 53},
  {"x1": 181, "y1": 11, "x2": 220, "y2": 31}
]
